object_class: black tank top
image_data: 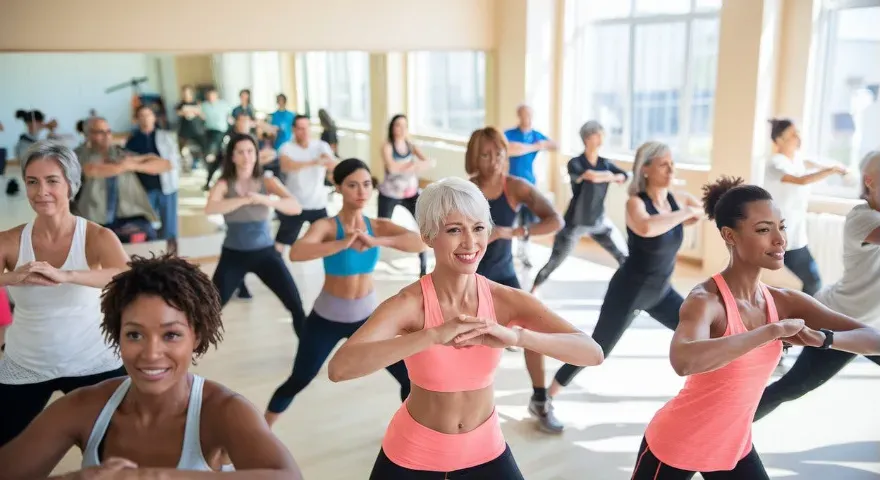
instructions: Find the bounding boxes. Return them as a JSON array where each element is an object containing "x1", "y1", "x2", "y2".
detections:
[
  {"x1": 476, "y1": 177, "x2": 518, "y2": 281},
  {"x1": 623, "y1": 192, "x2": 683, "y2": 279}
]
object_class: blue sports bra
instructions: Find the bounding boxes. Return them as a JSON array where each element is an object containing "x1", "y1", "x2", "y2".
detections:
[{"x1": 323, "y1": 216, "x2": 380, "y2": 276}]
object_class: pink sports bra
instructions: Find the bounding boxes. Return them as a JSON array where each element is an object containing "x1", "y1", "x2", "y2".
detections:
[{"x1": 404, "y1": 274, "x2": 502, "y2": 392}]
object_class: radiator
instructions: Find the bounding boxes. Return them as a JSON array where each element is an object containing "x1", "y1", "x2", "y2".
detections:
[{"x1": 805, "y1": 212, "x2": 846, "y2": 285}]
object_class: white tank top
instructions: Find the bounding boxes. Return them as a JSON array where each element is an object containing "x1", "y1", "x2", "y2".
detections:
[
  {"x1": 0, "y1": 217, "x2": 121, "y2": 384},
  {"x1": 81, "y1": 375, "x2": 233, "y2": 471}
]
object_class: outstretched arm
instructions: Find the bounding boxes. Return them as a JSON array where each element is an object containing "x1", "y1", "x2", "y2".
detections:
[
  {"x1": 776, "y1": 289, "x2": 880, "y2": 355},
  {"x1": 369, "y1": 218, "x2": 425, "y2": 253},
  {"x1": 500, "y1": 287, "x2": 603, "y2": 366},
  {"x1": 626, "y1": 195, "x2": 700, "y2": 237},
  {"x1": 669, "y1": 291, "x2": 790, "y2": 376}
]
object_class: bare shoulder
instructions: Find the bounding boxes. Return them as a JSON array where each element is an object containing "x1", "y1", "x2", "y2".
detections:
[
  {"x1": 681, "y1": 280, "x2": 727, "y2": 330},
  {"x1": 487, "y1": 279, "x2": 536, "y2": 324},
  {"x1": 200, "y1": 380, "x2": 258, "y2": 418},
  {"x1": 0, "y1": 225, "x2": 25, "y2": 261},
  {"x1": 60, "y1": 377, "x2": 128, "y2": 438},
  {"x1": 765, "y1": 285, "x2": 802, "y2": 318},
  {"x1": 84, "y1": 220, "x2": 117, "y2": 243},
  {"x1": 380, "y1": 281, "x2": 425, "y2": 331}
]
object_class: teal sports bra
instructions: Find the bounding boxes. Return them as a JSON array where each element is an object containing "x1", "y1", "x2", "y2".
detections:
[{"x1": 323, "y1": 216, "x2": 380, "y2": 276}]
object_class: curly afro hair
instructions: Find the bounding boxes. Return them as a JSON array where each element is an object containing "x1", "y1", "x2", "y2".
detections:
[
  {"x1": 100, "y1": 254, "x2": 224, "y2": 358},
  {"x1": 701, "y1": 176, "x2": 773, "y2": 230}
]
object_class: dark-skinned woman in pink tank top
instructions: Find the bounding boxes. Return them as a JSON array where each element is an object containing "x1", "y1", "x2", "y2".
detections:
[{"x1": 632, "y1": 177, "x2": 880, "y2": 479}]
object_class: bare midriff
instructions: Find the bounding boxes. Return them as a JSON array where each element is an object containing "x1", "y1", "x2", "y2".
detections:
[{"x1": 405, "y1": 384, "x2": 495, "y2": 434}]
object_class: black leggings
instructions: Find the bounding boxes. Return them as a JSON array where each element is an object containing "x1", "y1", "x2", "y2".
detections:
[
  {"x1": 275, "y1": 208, "x2": 328, "y2": 246},
  {"x1": 378, "y1": 193, "x2": 427, "y2": 276},
  {"x1": 213, "y1": 246, "x2": 307, "y2": 336},
  {"x1": 554, "y1": 268, "x2": 682, "y2": 386},
  {"x1": 533, "y1": 221, "x2": 628, "y2": 288},
  {"x1": 632, "y1": 437, "x2": 769, "y2": 479},
  {"x1": 203, "y1": 129, "x2": 227, "y2": 189},
  {"x1": 0, "y1": 366, "x2": 126, "y2": 447},
  {"x1": 369, "y1": 444, "x2": 524, "y2": 479},
  {"x1": 755, "y1": 346, "x2": 880, "y2": 421},
  {"x1": 267, "y1": 310, "x2": 410, "y2": 414}
]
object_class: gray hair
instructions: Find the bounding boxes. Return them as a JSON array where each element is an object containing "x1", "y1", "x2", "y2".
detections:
[
  {"x1": 860, "y1": 150, "x2": 880, "y2": 198},
  {"x1": 416, "y1": 177, "x2": 493, "y2": 240},
  {"x1": 628, "y1": 141, "x2": 672, "y2": 196},
  {"x1": 21, "y1": 140, "x2": 82, "y2": 200},
  {"x1": 579, "y1": 120, "x2": 604, "y2": 141}
]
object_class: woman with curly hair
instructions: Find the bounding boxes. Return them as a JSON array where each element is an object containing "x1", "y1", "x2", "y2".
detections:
[
  {"x1": 631, "y1": 177, "x2": 879, "y2": 479},
  {"x1": 0, "y1": 254, "x2": 302, "y2": 479}
]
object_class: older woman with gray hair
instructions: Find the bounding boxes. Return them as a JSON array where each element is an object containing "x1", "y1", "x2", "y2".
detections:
[
  {"x1": 531, "y1": 120, "x2": 629, "y2": 296},
  {"x1": 544, "y1": 141, "x2": 703, "y2": 409},
  {"x1": 328, "y1": 177, "x2": 602, "y2": 478},
  {"x1": 0, "y1": 140, "x2": 128, "y2": 447},
  {"x1": 755, "y1": 150, "x2": 881, "y2": 421}
]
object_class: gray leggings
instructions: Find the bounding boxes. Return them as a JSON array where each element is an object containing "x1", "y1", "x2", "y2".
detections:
[{"x1": 533, "y1": 220, "x2": 628, "y2": 288}]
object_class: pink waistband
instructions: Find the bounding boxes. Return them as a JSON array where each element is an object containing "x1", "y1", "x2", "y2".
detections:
[{"x1": 381, "y1": 402, "x2": 506, "y2": 472}]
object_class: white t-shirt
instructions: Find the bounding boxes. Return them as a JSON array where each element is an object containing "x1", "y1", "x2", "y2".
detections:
[
  {"x1": 279, "y1": 140, "x2": 334, "y2": 210},
  {"x1": 764, "y1": 153, "x2": 810, "y2": 250},
  {"x1": 814, "y1": 203, "x2": 880, "y2": 327}
]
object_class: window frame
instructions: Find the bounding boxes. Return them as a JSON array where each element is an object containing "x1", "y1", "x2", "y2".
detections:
[
  {"x1": 297, "y1": 51, "x2": 371, "y2": 130},
  {"x1": 804, "y1": 0, "x2": 880, "y2": 199},
  {"x1": 565, "y1": 0, "x2": 721, "y2": 166},
  {"x1": 406, "y1": 51, "x2": 487, "y2": 140}
]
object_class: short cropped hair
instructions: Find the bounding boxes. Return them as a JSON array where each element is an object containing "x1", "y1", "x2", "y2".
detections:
[
  {"x1": 579, "y1": 120, "x2": 604, "y2": 141},
  {"x1": 22, "y1": 140, "x2": 82, "y2": 200},
  {"x1": 416, "y1": 177, "x2": 493, "y2": 240},
  {"x1": 100, "y1": 254, "x2": 224, "y2": 359}
]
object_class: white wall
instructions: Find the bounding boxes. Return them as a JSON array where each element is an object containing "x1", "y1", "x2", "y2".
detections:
[{"x1": 0, "y1": 53, "x2": 169, "y2": 153}]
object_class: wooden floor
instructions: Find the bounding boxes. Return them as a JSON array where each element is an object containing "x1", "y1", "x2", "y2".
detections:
[{"x1": 1, "y1": 169, "x2": 878, "y2": 479}]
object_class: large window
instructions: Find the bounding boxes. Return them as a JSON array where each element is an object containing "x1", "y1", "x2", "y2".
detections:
[
  {"x1": 409, "y1": 51, "x2": 487, "y2": 137},
  {"x1": 565, "y1": 0, "x2": 720, "y2": 164},
  {"x1": 808, "y1": 0, "x2": 880, "y2": 198},
  {"x1": 299, "y1": 52, "x2": 370, "y2": 126}
]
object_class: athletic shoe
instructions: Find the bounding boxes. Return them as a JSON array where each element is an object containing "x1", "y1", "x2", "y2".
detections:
[{"x1": 528, "y1": 398, "x2": 564, "y2": 434}]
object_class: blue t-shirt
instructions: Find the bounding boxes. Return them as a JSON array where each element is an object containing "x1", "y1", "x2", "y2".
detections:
[
  {"x1": 271, "y1": 110, "x2": 295, "y2": 149},
  {"x1": 504, "y1": 127, "x2": 547, "y2": 184}
]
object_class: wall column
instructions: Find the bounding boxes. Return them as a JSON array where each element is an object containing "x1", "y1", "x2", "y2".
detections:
[
  {"x1": 368, "y1": 53, "x2": 407, "y2": 178},
  {"x1": 702, "y1": 0, "x2": 785, "y2": 274}
]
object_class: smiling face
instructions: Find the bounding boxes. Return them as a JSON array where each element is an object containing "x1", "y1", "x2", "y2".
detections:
[
  {"x1": 338, "y1": 168, "x2": 373, "y2": 209},
  {"x1": 722, "y1": 200, "x2": 787, "y2": 270},
  {"x1": 426, "y1": 211, "x2": 490, "y2": 274},
  {"x1": 119, "y1": 295, "x2": 198, "y2": 395},
  {"x1": 25, "y1": 157, "x2": 70, "y2": 216}
]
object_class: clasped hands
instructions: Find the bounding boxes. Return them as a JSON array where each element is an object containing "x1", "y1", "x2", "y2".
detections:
[
  {"x1": 432, "y1": 314, "x2": 522, "y2": 349},
  {"x1": 775, "y1": 318, "x2": 826, "y2": 349},
  {"x1": 7, "y1": 261, "x2": 68, "y2": 286},
  {"x1": 343, "y1": 229, "x2": 379, "y2": 252}
]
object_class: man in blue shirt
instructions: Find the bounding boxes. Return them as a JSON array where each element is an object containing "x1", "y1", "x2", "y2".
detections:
[
  {"x1": 504, "y1": 104, "x2": 557, "y2": 267},
  {"x1": 270, "y1": 93, "x2": 295, "y2": 149}
]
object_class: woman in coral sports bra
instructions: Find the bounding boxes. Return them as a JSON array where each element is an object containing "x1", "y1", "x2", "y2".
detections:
[
  {"x1": 632, "y1": 177, "x2": 880, "y2": 480},
  {"x1": 329, "y1": 177, "x2": 603, "y2": 478}
]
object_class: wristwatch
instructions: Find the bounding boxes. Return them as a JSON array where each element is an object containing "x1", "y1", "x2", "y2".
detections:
[{"x1": 819, "y1": 328, "x2": 834, "y2": 350}]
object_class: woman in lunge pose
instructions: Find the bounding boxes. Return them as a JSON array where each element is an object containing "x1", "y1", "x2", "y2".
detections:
[
  {"x1": 264, "y1": 159, "x2": 423, "y2": 426},
  {"x1": 631, "y1": 177, "x2": 879, "y2": 479},
  {"x1": 544, "y1": 141, "x2": 702, "y2": 421},
  {"x1": 0, "y1": 141, "x2": 128, "y2": 447},
  {"x1": 531, "y1": 120, "x2": 628, "y2": 294},
  {"x1": 468, "y1": 127, "x2": 566, "y2": 433},
  {"x1": 328, "y1": 177, "x2": 603, "y2": 478},
  {"x1": 0, "y1": 255, "x2": 302, "y2": 479},
  {"x1": 754, "y1": 151, "x2": 880, "y2": 421},
  {"x1": 205, "y1": 134, "x2": 307, "y2": 335}
]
